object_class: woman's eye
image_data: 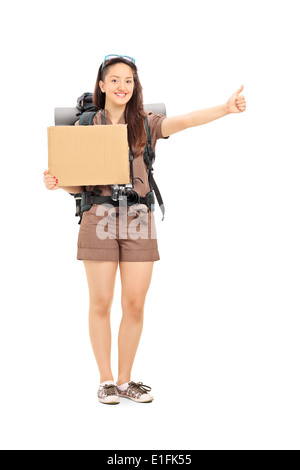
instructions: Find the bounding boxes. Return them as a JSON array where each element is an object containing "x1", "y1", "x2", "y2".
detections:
[{"x1": 112, "y1": 79, "x2": 132, "y2": 84}]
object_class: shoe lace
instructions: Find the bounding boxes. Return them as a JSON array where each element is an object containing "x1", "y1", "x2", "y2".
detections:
[
  {"x1": 128, "y1": 381, "x2": 152, "y2": 395},
  {"x1": 103, "y1": 384, "x2": 118, "y2": 396}
]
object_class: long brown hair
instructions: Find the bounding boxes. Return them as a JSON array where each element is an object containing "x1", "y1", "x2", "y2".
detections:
[{"x1": 93, "y1": 57, "x2": 147, "y2": 153}]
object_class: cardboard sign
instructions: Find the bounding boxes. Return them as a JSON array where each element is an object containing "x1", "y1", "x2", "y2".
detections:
[{"x1": 47, "y1": 124, "x2": 130, "y2": 186}]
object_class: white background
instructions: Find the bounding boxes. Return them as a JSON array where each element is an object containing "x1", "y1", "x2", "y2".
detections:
[{"x1": 0, "y1": 0, "x2": 299, "y2": 451}]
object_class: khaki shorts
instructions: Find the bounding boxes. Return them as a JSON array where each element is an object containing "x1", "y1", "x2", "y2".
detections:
[{"x1": 77, "y1": 204, "x2": 160, "y2": 262}]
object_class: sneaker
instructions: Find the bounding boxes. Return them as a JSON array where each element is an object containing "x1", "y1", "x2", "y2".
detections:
[
  {"x1": 117, "y1": 381, "x2": 154, "y2": 403},
  {"x1": 97, "y1": 383, "x2": 120, "y2": 405}
]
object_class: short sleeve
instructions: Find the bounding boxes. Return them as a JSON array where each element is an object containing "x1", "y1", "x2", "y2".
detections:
[{"x1": 146, "y1": 112, "x2": 170, "y2": 148}]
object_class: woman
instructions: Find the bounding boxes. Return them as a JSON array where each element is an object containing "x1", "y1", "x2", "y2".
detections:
[{"x1": 44, "y1": 54, "x2": 246, "y2": 405}]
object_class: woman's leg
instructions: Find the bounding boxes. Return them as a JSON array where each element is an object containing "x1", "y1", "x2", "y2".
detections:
[
  {"x1": 117, "y1": 261, "x2": 154, "y2": 385},
  {"x1": 83, "y1": 260, "x2": 119, "y2": 383}
]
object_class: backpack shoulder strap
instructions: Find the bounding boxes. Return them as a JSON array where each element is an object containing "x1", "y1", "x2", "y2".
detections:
[
  {"x1": 101, "y1": 109, "x2": 106, "y2": 125},
  {"x1": 144, "y1": 115, "x2": 151, "y2": 144},
  {"x1": 143, "y1": 115, "x2": 155, "y2": 168},
  {"x1": 143, "y1": 115, "x2": 165, "y2": 220},
  {"x1": 78, "y1": 111, "x2": 98, "y2": 125}
]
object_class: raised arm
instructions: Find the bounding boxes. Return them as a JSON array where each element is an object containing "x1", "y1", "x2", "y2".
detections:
[{"x1": 161, "y1": 85, "x2": 246, "y2": 137}]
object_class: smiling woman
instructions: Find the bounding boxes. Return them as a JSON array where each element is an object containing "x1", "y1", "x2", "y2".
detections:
[{"x1": 43, "y1": 53, "x2": 246, "y2": 407}]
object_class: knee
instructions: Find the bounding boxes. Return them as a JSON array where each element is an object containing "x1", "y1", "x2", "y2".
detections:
[
  {"x1": 90, "y1": 296, "x2": 113, "y2": 317},
  {"x1": 121, "y1": 297, "x2": 145, "y2": 321}
]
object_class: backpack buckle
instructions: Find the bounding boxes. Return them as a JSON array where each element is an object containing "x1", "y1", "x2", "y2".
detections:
[{"x1": 74, "y1": 194, "x2": 82, "y2": 217}]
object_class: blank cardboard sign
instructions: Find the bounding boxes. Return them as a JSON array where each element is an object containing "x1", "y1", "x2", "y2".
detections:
[{"x1": 47, "y1": 124, "x2": 130, "y2": 186}]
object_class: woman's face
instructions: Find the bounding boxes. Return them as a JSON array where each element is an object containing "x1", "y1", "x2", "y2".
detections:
[{"x1": 99, "y1": 63, "x2": 134, "y2": 107}]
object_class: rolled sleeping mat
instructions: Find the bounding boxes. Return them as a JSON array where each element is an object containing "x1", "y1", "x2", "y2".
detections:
[
  {"x1": 143, "y1": 103, "x2": 166, "y2": 116},
  {"x1": 54, "y1": 103, "x2": 167, "y2": 126},
  {"x1": 55, "y1": 108, "x2": 79, "y2": 126}
]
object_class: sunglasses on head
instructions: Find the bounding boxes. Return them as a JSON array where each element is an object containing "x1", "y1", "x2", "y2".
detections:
[{"x1": 101, "y1": 55, "x2": 136, "y2": 71}]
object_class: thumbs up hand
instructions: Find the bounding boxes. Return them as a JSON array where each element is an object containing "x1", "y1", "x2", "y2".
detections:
[{"x1": 226, "y1": 85, "x2": 247, "y2": 114}]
